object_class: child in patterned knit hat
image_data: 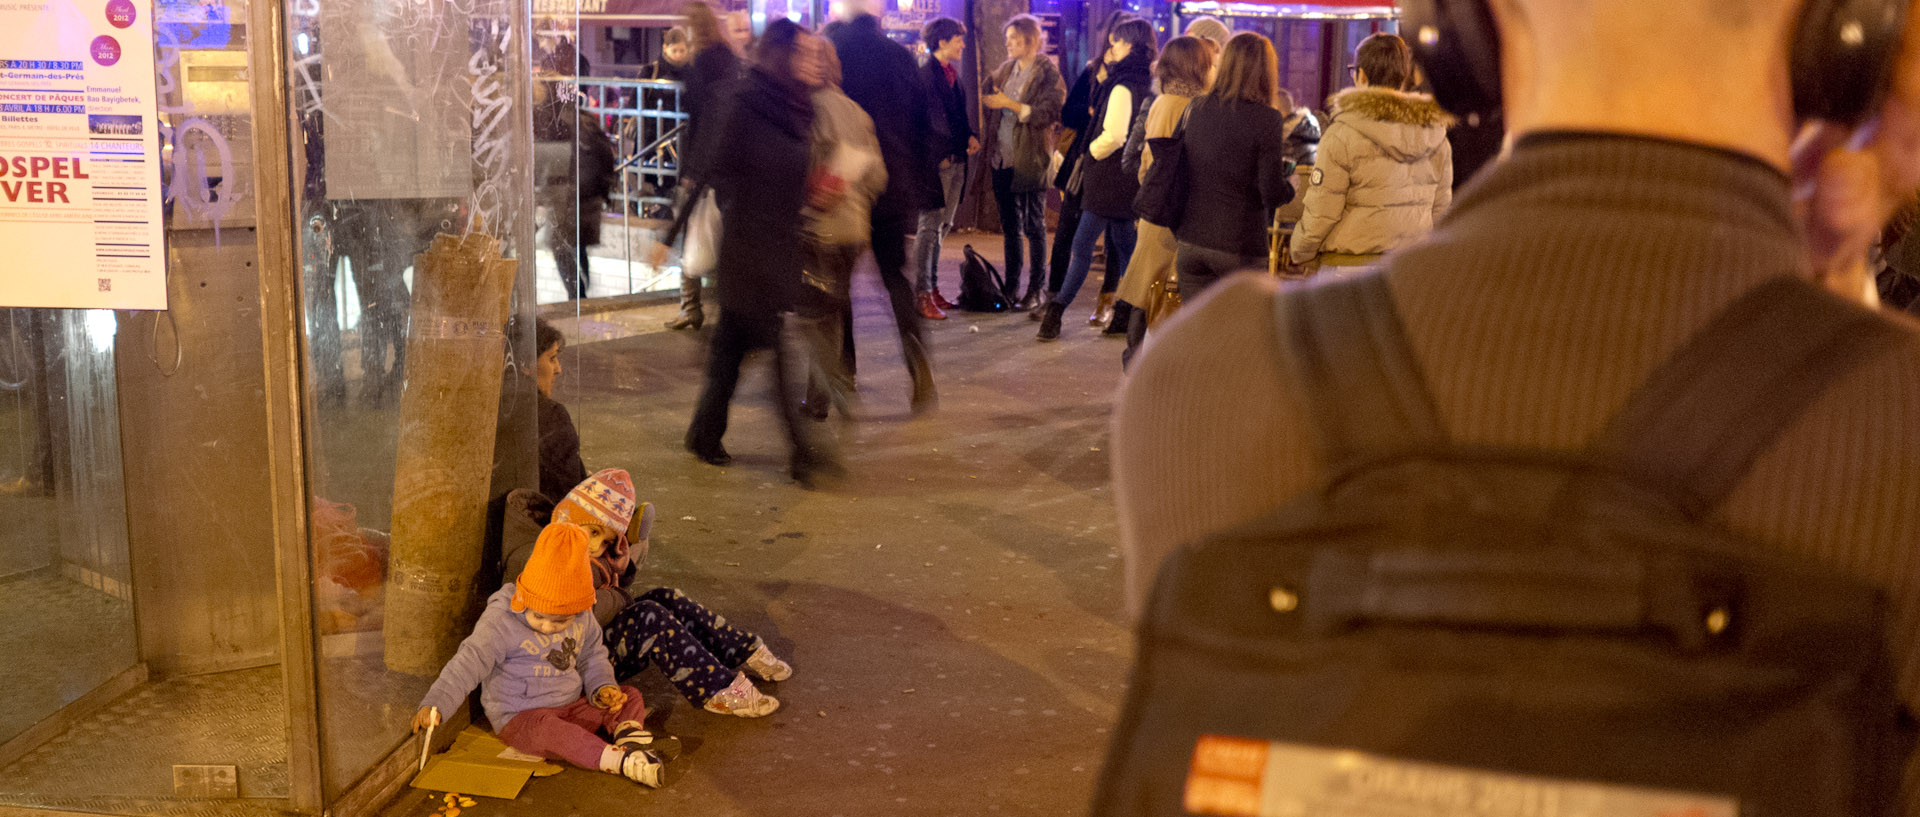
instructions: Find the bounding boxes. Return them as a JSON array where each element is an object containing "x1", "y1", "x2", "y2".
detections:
[
  {"x1": 413, "y1": 522, "x2": 684, "y2": 787},
  {"x1": 508, "y1": 468, "x2": 795, "y2": 718}
]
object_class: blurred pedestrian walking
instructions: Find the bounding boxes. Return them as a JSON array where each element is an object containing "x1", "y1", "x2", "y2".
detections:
[
  {"x1": 661, "y1": 2, "x2": 748, "y2": 331},
  {"x1": 827, "y1": 0, "x2": 942, "y2": 414},
  {"x1": 684, "y1": 20, "x2": 838, "y2": 487},
  {"x1": 796, "y1": 40, "x2": 886, "y2": 422}
]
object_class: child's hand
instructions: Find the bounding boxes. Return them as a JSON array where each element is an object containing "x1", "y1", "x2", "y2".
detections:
[
  {"x1": 410, "y1": 706, "x2": 440, "y2": 734},
  {"x1": 593, "y1": 685, "x2": 627, "y2": 711},
  {"x1": 627, "y1": 502, "x2": 655, "y2": 567}
]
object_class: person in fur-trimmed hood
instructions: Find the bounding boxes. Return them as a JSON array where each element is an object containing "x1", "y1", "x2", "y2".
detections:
[{"x1": 1289, "y1": 34, "x2": 1453, "y2": 273}]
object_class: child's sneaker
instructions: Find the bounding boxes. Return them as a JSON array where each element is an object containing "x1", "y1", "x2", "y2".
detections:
[
  {"x1": 612, "y1": 722, "x2": 682, "y2": 763},
  {"x1": 703, "y1": 672, "x2": 780, "y2": 717},
  {"x1": 743, "y1": 641, "x2": 793, "y2": 682},
  {"x1": 618, "y1": 746, "x2": 684, "y2": 788}
]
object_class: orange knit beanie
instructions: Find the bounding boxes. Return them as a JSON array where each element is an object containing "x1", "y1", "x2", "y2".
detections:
[{"x1": 511, "y1": 522, "x2": 597, "y2": 615}]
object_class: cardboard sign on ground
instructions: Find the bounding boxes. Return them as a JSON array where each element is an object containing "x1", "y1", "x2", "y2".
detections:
[{"x1": 409, "y1": 727, "x2": 564, "y2": 799}]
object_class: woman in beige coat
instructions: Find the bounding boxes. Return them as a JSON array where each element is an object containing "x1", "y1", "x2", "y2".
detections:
[
  {"x1": 796, "y1": 40, "x2": 887, "y2": 422},
  {"x1": 1289, "y1": 33, "x2": 1453, "y2": 276},
  {"x1": 1114, "y1": 36, "x2": 1215, "y2": 367}
]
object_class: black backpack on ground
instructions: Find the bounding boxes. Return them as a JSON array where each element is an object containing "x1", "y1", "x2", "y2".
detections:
[
  {"x1": 957, "y1": 245, "x2": 1009, "y2": 312},
  {"x1": 1092, "y1": 275, "x2": 1916, "y2": 817}
]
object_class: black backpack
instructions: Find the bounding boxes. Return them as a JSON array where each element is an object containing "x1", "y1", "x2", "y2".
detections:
[
  {"x1": 957, "y1": 245, "x2": 1009, "y2": 312},
  {"x1": 1093, "y1": 275, "x2": 1916, "y2": 817}
]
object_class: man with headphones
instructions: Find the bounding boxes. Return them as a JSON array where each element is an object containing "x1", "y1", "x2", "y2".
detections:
[{"x1": 1114, "y1": 0, "x2": 1920, "y2": 811}]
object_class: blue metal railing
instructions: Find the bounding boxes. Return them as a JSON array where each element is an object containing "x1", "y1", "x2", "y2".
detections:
[{"x1": 559, "y1": 76, "x2": 686, "y2": 216}]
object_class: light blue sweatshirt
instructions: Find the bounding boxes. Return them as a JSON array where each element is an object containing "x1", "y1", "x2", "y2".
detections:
[{"x1": 418, "y1": 584, "x2": 618, "y2": 730}]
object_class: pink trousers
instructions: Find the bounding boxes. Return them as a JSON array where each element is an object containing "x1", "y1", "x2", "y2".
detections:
[{"x1": 496, "y1": 685, "x2": 648, "y2": 770}]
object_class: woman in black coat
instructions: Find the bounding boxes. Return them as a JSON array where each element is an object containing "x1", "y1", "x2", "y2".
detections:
[
  {"x1": 1037, "y1": 19, "x2": 1155, "y2": 341},
  {"x1": 680, "y1": 2, "x2": 744, "y2": 185},
  {"x1": 1039, "y1": 10, "x2": 1136, "y2": 317},
  {"x1": 1174, "y1": 32, "x2": 1298, "y2": 297},
  {"x1": 684, "y1": 20, "x2": 836, "y2": 486},
  {"x1": 663, "y1": 1, "x2": 746, "y2": 330}
]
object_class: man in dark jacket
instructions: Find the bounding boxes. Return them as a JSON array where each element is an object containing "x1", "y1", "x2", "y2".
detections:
[
  {"x1": 910, "y1": 16, "x2": 977, "y2": 318},
  {"x1": 827, "y1": 3, "x2": 941, "y2": 414}
]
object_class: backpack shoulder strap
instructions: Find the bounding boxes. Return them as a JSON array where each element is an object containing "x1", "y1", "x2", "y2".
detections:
[
  {"x1": 1590, "y1": 276, "x2": 1907, "y2": 517},
  {"x1": 1275, "y1": 274, "x2": 1447, "y2": 469}
]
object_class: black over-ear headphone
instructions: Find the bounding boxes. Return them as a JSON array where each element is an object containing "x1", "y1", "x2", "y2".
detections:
[{"x1": 1401, "y1": 0, "x2": 1910, "y2": 126}]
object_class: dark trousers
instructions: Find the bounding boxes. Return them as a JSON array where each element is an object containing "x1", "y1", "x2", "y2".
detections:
[
  {"x1": 553, "y1": 237, "x2": 592, "y2": 299},
  {"x1": 1174, "y1": 240, "x2": 1260, "y2": 302},
  {"x1": 869, "y1": 209, "x2": 935, "y2": 402},
  {"x1": 604, "y1": 587, "x2": 759, "y2": 706},
  {"x1": 303, "y1": 241, "x2": 346, "y2": 404},
  {"x1": 340, "y1": 247, "x2": 410, "y2": 401},
  {"x1": 1121, "y1": 307, "x2": 1148, "y2": 370},
  {"x1": 1046, "y1": 191, "x2": 1082, "y2": 293},
  {"x1": 686, "y1": 308, "x2": 807, "y2": 459},
  {"x1": 991, "y1": 168, "x2": 1047, "y2": 296},
  {"x1": 797, "y1": 241, "x2": 864, "y2": 417}
]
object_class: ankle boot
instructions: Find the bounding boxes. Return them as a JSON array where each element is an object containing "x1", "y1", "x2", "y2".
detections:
[
  {"x1": 1103, "y1": 301, "x2": 1133, "y2": 335},
  {"x1": 916, "y1": 291, "x2": 948, "y2": 321},
  {"x1": 1029, "y1": 290, "x2": 1053, "y2": 322},
  {"x1": 664, "y1": 309, "x2": 704, "y2": 331},
  {"x1": 665, "y1": 275, "x2": 704, "y2": 330},
  {"x1": 1089, "y1": 292, "x2": 1116, "y2": 326},
  {"x1": 1036, "y1": 303, "x2": 1066, "y2": 341},
  {"x1": 904, "y1": 334, "x2": 938, "y2": 415},
  {"x1": 1014, "y1": 284, "x2": 1043, "y2": 312}
]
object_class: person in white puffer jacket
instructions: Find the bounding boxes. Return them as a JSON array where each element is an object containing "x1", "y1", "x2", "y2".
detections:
[{"x1": 1290, "y1": 33, "x2": 1453, "y2": 274}]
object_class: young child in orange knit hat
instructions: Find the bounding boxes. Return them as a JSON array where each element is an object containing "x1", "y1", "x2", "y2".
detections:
[
  {"x1": 507, "y1": 468, "x2": 793, "y2": 717},
  {"x1": 412, "y1": 522, "x2": 683, "y2": 787}
]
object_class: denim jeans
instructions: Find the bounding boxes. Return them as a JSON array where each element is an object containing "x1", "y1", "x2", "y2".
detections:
[
  {"x1": 912, "y1": 161, "x2": 968, "y2": 292},
  {"x1": 1055, "y1": 211, "x2": 1137, "y2": 308}
]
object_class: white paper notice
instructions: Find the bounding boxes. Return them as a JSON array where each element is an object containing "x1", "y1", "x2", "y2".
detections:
[{"x1": 0, "y1": 0, "x2": 167, "y2": 309}]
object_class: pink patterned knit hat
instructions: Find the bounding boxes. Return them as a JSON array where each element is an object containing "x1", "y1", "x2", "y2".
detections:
[{"x1": 553, "y1": 468, "x2": 637, "y2": 534}]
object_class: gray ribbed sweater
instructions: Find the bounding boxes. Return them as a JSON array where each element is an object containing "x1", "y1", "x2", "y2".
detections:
[{"x1": 1115, "y1": 134, "x2": 1920, "y2": 808}]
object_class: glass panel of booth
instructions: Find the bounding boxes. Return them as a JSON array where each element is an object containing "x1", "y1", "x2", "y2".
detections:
[
  {"x1": 0, "y1": 0, "x2": 308, "y2": 809},
  {"x1": 287, "y1": 0, "x2": 540, "y2": 799},
  {"x1": 528, "y1": 4, "x2": 711, "y2": 309}
]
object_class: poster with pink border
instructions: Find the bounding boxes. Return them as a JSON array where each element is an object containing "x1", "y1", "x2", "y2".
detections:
[{"x1": 0, "y1": 0, "x2": 166, "y2": 309}]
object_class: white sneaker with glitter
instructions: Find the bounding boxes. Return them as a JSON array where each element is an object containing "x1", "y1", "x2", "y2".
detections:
[
  {"x1": 743, "y1": 642, "x2": 793, "y2": 682},
  {"x1": 703, "y1": 672, "x2": 780, "y2": 717}
]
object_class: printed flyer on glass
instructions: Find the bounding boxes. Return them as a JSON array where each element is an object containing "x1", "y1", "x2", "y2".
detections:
[{"x1": 0, "y1": 0, "x2": 165, "y2": 309}]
